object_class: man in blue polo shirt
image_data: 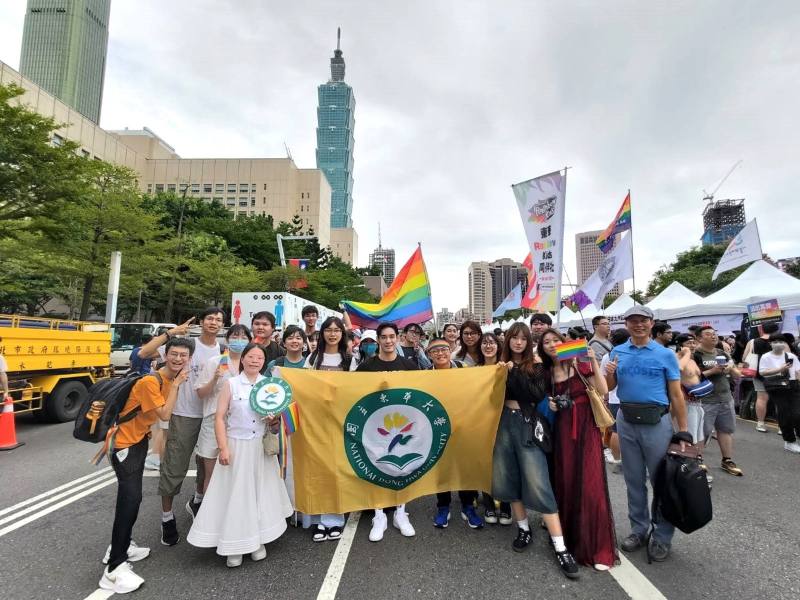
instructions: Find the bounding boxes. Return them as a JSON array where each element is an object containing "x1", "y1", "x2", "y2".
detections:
[{"x1": 605, "y1": 305, "x2": 690, "y2": 562}]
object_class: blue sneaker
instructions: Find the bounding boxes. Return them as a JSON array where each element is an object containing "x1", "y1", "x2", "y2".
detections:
[
  {"x1": 433, "y1": 507, "x2": 450, "y2": 528},
  {"x1": 461, "y1": 505, "x2": 484, "y2": 529}
]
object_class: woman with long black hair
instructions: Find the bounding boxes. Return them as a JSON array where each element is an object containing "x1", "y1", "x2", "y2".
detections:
[
  {"x1": 454, "y1": 320, "x2": 483, "y2": 366},
  {"x1": 538, "y1": 327, "x2": 617, "y2": 571},
  {"x1": 302, "y1": 316, "x2": 352, "y2": 542},
  {"x1": 491, "y1": 323, "x2": 579, "y2": 580}
]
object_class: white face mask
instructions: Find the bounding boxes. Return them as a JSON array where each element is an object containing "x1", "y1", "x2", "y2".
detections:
[{"x1": 771, "y1": 343, "x2": 786, "y2": 354}]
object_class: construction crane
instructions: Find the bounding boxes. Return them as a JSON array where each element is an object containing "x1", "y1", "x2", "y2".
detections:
[{"x1": 703, "y1": 160, "x2": 742, "y2": 202}]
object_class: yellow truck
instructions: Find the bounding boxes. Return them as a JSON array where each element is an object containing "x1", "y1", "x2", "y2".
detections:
[{"x1": 0, "y1": 314, "x2": 112, "y2": 422}]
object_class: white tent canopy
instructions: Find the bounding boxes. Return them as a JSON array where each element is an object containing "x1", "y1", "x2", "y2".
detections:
[
  {"x1": 660, "y1": 260, "x2": 800, "y2": 319},
  {"x1": 603, "y1": 293, "x2": 635, "y2": 316},
  {"x1": 647, "y1": 281, "x2": 703, "y2": 318}
]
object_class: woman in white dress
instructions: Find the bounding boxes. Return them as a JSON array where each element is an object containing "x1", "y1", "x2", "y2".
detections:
[{"x1": 187, "y1": 343, "x2": 293, "y2": 567}]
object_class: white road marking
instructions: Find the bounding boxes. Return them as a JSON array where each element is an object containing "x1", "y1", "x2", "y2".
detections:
[
  {"x1": 143, "y1": 469, "x2": 196, "y2": 478},
  {"x1": 0, "y1": 467, "x2": 112, "y2": 517},
  {"x1": 83, "y1": 588, "x2": 115, "y2": 600},
  {"x1": 0, "y1": 477, "x2": 116, "y2": 538},
  {"x1": 316, "y1": 511, "x2": 361, "y2": 600},
  {"x1": 609, "y1": 554, "x2": 668, "y2": 600},
  {"x1": 0, "y1": 471, "x2": 116, "y2": 527}
]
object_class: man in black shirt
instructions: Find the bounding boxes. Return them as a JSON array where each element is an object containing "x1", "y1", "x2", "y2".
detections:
[
  {"x1": 252, "y1": 311, "x2": 285, "y2": 371},
  {"x1": 356, "y1": 322, "x2": 419, "y2": 373},
  {"x1": 356, "y1": 322, "x2": 418, "y2": 541}
]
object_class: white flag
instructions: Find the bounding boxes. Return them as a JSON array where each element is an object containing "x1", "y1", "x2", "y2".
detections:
[
  {"x1": 576, "y1": 232, "x2": 634, "y2": 307},
  {"x1": 712, "y1": 219, "x2": 763, "y2": 280},
  {"x1": 512, "y1": 171, "x2": 566, "y2": 312},
  {"x1": 492, "y1": 282, "x2": 523, "y2": 318}
]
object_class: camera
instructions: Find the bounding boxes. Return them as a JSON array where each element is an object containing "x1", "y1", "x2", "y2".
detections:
[{"x1": 553, "y1": 393, "x2": 573, "y2": 411}]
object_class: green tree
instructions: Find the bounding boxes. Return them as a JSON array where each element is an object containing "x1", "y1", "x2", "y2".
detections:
[
  {"x1": 0, "y1": 83, "x2": 85, "y2": 235},
  {"x1": 35, "y1": 162, "x2": 171, "y2": 320},
  {"x1": 646, "y1": 245, "x2": 750, "y2": 298}
]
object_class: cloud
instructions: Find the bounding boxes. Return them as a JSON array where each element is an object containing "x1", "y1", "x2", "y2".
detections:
[{"x1": 1, "y1": 0, "x2": 798, "y2": 316}]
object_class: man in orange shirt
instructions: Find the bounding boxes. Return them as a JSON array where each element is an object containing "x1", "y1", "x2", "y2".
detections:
[{"x1": 99, "y1": 338, "x2": 193, "y2": 594}]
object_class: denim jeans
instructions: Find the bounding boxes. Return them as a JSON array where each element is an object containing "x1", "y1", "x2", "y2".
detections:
[
  {"x1": 617, "y1": 409, "x2": 675, "y2": 544},
  {"x1": 108, "y1": 437, "x2": 148, "y2": 571}
]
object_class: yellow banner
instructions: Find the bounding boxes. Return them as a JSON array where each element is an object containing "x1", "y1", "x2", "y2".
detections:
[{"x1": 280, "y1": 365, "x2": 507, "y2": 515}]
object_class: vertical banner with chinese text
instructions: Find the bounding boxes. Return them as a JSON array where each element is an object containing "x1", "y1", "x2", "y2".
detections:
[{"x1": 513, "y1": 171, "x2": 566, "y2": 312}]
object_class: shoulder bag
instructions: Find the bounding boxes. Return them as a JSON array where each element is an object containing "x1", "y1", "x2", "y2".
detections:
[{"x1": 574, "y1": 367, "x2": 615, "y2": 430}]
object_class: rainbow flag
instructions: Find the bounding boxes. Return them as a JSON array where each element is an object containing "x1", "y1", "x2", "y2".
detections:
[
  {"x1": 282, "y1": 402, "x2": 300, "y2": 434},
  {"x1": 554, "y1": 339, "x2": 588, "y2": 360},
  {"x1": 219, "y1": 352, "x2": 230, "y2": 372},
  {"x1": 342, "y1": 246, "x2": 434, "y2": 329},
  {"x1": 596, "y1": 192, "x2": 632, "y2": 253}
]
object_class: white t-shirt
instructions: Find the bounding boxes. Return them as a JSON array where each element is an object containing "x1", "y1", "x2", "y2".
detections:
[
  {"x1": 758, "y1": 351, "x2": 800, "y2": 381},
  {"x1": 452, "y1": 351, "x2": 477, "y2": 367},
  {"x1": 159, "y1": 339, "x2": 221, "y2": 418},
  {"x1": 0, "y1": 354, "x2": 7, "y2": 372},
  {"x1": 197, "y1": 354, "x2": 236, "y2": 417},
  {"x1": 600, "y1": 354, "x2": 620, "y2": 405},
  {"x1": 304, "y1": 352, "x2": 344, "y2": 370}
]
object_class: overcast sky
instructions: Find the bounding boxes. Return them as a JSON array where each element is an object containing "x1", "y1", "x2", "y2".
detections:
[{"x1": 1, "y1": 1, "x2": 798, "y2": 314}]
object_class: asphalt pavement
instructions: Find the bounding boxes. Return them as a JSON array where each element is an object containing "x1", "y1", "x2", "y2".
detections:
[{"x1": 1, "y1": 413, "x2": 798, "y2": 600}]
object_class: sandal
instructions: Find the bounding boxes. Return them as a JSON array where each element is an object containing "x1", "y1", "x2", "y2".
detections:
[
  {"x1": 312, "y1": 524, "x2": 328, "y2": 543},
  {"x1": 327, "y1": 525, "x2": 344, "y2": 540}
]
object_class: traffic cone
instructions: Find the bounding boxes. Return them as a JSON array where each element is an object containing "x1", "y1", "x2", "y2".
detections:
[{"x1": 0, "y1": 395, "x2": 24, "y2": 451}]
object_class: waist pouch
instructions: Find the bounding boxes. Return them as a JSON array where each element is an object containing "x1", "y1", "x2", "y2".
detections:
[{"x1": 620, "y1": 402, "x2": 668, "y2": 425}]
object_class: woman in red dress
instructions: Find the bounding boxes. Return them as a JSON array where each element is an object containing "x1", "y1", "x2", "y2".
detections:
[{"x1": 537, "y1": 328, "x2": 618, "y2": 570}]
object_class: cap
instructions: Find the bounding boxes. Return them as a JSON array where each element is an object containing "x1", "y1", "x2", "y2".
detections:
[
  {"x1": 360, "y1": 329, "x2": 377, "y2": 342},
  {"x1": 623, "y1": 305, "x2": 654, "y2": 320}
]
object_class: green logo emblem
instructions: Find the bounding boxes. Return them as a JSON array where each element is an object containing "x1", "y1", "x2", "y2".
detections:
[
  {"x1": 249, "y1": 377, "x2": 292, "y2": 416},
  {"x1": 343, "y1": 388, "x2": 451, "y2": 490}
]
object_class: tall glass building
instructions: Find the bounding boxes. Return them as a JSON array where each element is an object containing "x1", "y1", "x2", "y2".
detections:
[
  {"x1": 316, "y1": 29, "x2": 355, "y2": 229},
  {"x1": 19, "y1": 0, "x2": 111, "y2": 124}
]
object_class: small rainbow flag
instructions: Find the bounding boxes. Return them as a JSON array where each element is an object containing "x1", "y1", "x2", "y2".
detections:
[
  {"x1": 219, "y1": 352, "x2": 230, "y2": 372},
  {"x1": 554, "y1": 339, "x2": 589, "y2": 360},
  {"x1": 282, "y1": 402, "x2": 300, "y2": 435},
  {"x1": 596, "y1": 192, "x2": 632, "y2": 253},
  {"x1": 342, "y1": 246, "x2": 434, "y2": 329}
]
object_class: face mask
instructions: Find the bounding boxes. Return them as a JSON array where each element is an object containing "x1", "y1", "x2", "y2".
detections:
[
  {"x1": 227, "y1": 339, "x2": 248, "y2": 354},
  {"x1": 772, "y1": 343, "x2": 786, "y2": 353},
  {"x1": 361, "y1": 342, "x2": 377, "y2": 357}
]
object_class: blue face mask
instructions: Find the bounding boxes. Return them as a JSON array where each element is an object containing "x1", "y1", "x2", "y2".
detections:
[
  {"x1": 227, "y1": 339, "x2": 248, "y2": 354},
  {"x1": 361, "y1": 342, "x2": 377, "y2": 357}
]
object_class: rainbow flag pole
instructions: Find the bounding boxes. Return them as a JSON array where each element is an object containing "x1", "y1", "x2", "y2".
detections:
[{"x1": 342, "y1": 244, "x2": 434, "y2": 329}]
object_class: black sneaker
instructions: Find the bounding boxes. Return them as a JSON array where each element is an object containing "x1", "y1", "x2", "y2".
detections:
[
  {"x1": 497, "y1": 510, "x2": 513, "y2": 526},
  {"x1": 161, "y1": 517, "x2": 179, "y2": 546},
  {"x1": 555, "y1": 549, "x2": 580, "y2": 579},
  {"x1": 512, "y1": 527, "x2": 532, "y2": 552},
  {"x1": 620, "y1": 533, "x2": 644, "y2": 553},
  {"x1": 185, "y1": 498, "x2": 201, "y2": 520}
]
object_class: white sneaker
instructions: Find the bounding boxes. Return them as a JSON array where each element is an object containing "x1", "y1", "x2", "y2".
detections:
[
  {"x1": 784, "y1": 441, "x2": 800, "y2": 454},
  {"x1": 226, "y1": 554, "x2": 243, "y2": 568},
  {"x1": 392, "y1": 510, "x2": 416, "y2": 537},
  {"x1": 144, "y1": 454, "x2": 161, "y2": 471},
  {"x1": 99, "y1": 562, "x2": 144, "y2": 594},
  {"x1": 369, "y1": 511, "x2": 388, "y2": 542},
  {"x1": 603, "y1": 448, "x2": 614, "y2": 463},
  {"x1": 102, "y1": 540, "x2": 151, "y2": 565},
  {"x1": 755, "y1": 422, "x2": 767, "y2": 433},
  {"x1": 251, "y1": 545, "x2": 266, "y2": 561}
]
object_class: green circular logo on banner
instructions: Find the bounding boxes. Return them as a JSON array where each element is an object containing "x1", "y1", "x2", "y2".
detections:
[
  {"x1": 343, "y1": 388, "x2": 451, "y2": 490},
  {"x1": 249, "y1": 377, "x2": 292, "y2": 416}
]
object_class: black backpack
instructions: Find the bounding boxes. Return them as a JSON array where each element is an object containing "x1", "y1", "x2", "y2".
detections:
[
  {"x1": 648, "y1": 445, "x2": 712, "y2": 561},
  {"x1": 73, "y1": 371, "x2": 163, "y2": 444}
]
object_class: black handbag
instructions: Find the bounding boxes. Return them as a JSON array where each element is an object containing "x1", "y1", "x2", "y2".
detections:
[{"x1": 523, "y1": 408, "x2": 553, "y2": 453}]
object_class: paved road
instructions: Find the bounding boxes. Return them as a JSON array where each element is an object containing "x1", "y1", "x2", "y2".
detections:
[{"x1": 1, "y1": 413, "x2": 798, "y2": 600}]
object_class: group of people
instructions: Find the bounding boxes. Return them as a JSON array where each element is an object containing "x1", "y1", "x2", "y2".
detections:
[{"x1": 98, "y1": 301, "x2": 798, "y2": 594}]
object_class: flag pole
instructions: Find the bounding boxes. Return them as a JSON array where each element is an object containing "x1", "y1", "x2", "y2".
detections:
[
  {"x1": 418, "y1": 242, "x2": 438, "y2": 334},
  {"x1": 627, "y1": 189, "x2": 638, "y2": 305},
  {"x1": 561, "y1": 266, "x2": 587, "y2": 329}
]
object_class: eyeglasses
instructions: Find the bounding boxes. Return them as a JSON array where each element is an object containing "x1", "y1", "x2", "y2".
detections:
[
  {"x1": 463, "y1": 331, "x2": 479, "y2": 337},
  {"x1": 428, "y1": 347, "x2": 450, "y2": 355},
  {"x1": 481, "y1": 341, "x2": 497, "y2": 346},
  {"x1": 406, "y1": 329, "x2": 421, "y2": 335},
  {"x1": 166, "y1": 352, "x2": 190, "y2": 359},
  {"x1": 324, "y1": 328, "x2": 342, "y2": 334}
]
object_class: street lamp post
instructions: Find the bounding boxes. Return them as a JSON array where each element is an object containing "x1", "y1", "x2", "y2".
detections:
[{"x1": 165, "y1": 184, "x2": 189, "y2": 321}]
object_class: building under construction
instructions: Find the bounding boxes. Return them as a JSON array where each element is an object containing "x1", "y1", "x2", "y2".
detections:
[{"x1": 702, "y1": 199, "x2": 746, "y2": 246}]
